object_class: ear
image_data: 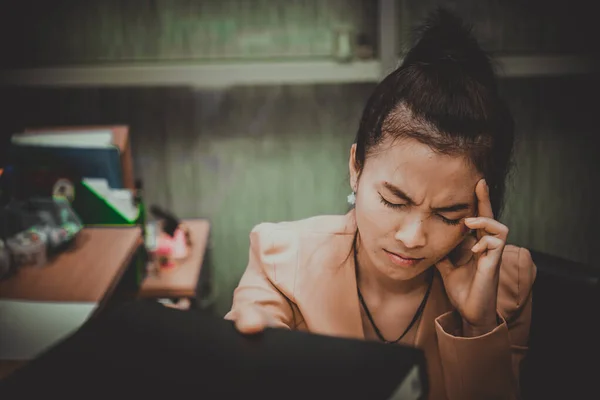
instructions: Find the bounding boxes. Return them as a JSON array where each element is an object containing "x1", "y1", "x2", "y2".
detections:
[{"x1": 348, "y1": 143, "x2": 359, "y2": 191}]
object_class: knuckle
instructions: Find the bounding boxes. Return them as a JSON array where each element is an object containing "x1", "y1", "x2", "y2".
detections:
[{"x1": 491, "y1": 237, "x2": 504, "y2": 246}]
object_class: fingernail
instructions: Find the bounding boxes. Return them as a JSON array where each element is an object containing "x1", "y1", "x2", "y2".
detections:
[
  {"x1": 465, "y1": 217, "x2": 476, "y2": 223},
  {"x1": 483, "y1": 180, "x2": 489, "y2": 192}
]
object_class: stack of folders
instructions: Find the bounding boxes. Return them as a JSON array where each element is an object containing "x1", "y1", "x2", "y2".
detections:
[
  {"x1": 8, "y1": 130, "x2": 138, "y2": 226},
  {"x1": 9, "y1": 129, "x2": 124, "y2": 191}
]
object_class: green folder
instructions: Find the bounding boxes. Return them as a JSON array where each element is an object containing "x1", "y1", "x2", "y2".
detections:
[{"x1": 71, "y1": 178, "x2": 139, "y2": 226}]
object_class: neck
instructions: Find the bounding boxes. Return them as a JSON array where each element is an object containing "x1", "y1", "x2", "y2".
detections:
[{"x1": 355, "y1": 235, "x2": 430, "y2": 298}]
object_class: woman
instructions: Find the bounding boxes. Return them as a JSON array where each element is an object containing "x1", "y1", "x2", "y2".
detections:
[{"x1": 226, "y1": 9, "x2": 536, "y2": 400}]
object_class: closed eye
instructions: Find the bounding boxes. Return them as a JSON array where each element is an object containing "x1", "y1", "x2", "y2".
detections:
[
  {"x1": 437, "y1": 215, "x2": 461, "y2": 226},
  {"x1": 380, "y1": 193, "x2": 464, "y2": 226},
  {"x1": 379, "y1": 194, "x2": 405, "y2": 209}
]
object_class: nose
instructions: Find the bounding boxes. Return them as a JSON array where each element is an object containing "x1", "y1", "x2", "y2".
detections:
[{"x1": 394, "y1": 215, "x2": 427, "y2": 249}]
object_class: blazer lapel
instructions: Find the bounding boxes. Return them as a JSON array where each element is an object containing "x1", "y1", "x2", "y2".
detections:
[
  {"x1": 294, "y1": 210, "x2": 365, "y2": 340},
  {"x1": 329, "y1": 244, "x2": 365, "y2": 340},
  {"x1": 298, "y1": 232, "x2": 365, "y2": 340}
]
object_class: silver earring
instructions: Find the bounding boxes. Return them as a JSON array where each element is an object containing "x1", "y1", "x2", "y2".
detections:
[{"x1": 347, "y1": 191, "x2": 356, "y2": 205}]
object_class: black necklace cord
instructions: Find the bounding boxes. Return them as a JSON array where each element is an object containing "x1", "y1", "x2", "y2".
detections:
[{"x1": 353, "y1": 233, "x2": 434, "y2": 344}]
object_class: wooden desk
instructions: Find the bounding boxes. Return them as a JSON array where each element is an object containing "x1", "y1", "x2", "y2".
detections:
[
  {"x1": 0, "y1": 227, "x2": 141, "y2": 379},
  {"x1": 138, "y1": 219, "x2": 210, "y2": 300},
  {"x1": 0, "y1": 227, "x2": 141, "y2": 304}
]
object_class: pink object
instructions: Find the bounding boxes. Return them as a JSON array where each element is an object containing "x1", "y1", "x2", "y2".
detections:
[
  {"x1": 155, "y1": 238, "x2": 175, "y2": 269},
  {"x1": 151, "y1": 228, "x2": 189, "y2": 270}
]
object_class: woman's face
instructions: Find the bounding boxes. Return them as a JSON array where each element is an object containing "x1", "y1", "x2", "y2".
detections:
[{"x1": 349, "y1": 137, "x2": 481, "y2": 281}]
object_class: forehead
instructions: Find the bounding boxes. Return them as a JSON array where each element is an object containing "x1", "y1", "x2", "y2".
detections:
[{"x1": 365, "y1": 137, "x2": 480, "y2": 200}]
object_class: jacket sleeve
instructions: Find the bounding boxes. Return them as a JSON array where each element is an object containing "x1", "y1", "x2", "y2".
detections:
[
  {"x1": 224, "y1": 224, "x2": 298, "y2": 329},
  {"x1": 435, "y1": 247, "x2": 537, "y2": 400}
]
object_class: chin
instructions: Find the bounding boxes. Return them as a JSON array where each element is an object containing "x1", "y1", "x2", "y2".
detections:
[{"x1": 378, "y1": 260, "x2": 429, "y2": 281}]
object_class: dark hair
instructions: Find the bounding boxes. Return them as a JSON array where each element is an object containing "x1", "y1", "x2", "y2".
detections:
[{"x1": 353, "y1": 9, "x2": 514, "y2": 218}]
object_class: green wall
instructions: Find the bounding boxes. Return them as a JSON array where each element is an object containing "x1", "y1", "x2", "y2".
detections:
[
  {"x1": 1, "y1": 1, "x2": 598, "y2": 315},
  {"x1": 2, "y1": 80, "x2": 598, "y2": 316}
]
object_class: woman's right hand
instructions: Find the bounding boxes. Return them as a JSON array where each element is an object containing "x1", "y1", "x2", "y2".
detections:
[{"x1": 228, "y1": 303, "x2": 272, "y2": 334}]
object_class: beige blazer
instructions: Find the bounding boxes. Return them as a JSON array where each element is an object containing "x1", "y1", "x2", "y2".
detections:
[{"x1": 226, "y1": 211, "x2": 536, "y2": 400}]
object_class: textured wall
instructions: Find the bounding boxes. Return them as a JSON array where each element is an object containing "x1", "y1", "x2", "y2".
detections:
[
  {"x1": 1, "y1": 0, "x2": 378, "y2": 67},
  {"x1": 1, "y1": 0, "x2": 598, "y2": 314},
  {"x1": 2, "y1": 0, "x2": 596, "y2": 69},
  {"x1": 2, "y1": 77, "x2": 598, "y2": 315},
  {"x1": 406, "y1": 0, "x2": 596, "y2": 54},
  {"x1": 499, "y1": 78, "x2": 598, "y2": 268}
]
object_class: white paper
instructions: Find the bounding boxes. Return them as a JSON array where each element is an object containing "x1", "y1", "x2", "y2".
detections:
[
  {"x1": 0, "y1": 299, "x2": 97, "y2": 360},
  {"x1": 387, "y1": 365, "x2": 423, "y2": 400},
  {"x1": 11, "y1": 130, "x2": 113, "y2": 148}
]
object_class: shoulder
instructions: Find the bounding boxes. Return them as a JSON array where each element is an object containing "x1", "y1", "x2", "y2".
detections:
[
  {"x1": 252, "y1": 213, "x2": 355, "y2": 237},
  {"x1": 250, "y1": 213, "x2": 355, "y2": 250},
  {"x1": 498, "y1": 245, "x2": 537, "y2": 319},
  {"x1": 249, "y1": 213, "x2": 356, "y2": 298}
]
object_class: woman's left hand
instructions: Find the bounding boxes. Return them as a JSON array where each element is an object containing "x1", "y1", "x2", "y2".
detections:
[{"x1": 435, "y1": 179, "x2": 509, "y2": 337}]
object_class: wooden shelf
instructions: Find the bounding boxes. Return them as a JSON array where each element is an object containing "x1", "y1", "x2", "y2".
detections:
[
  {"x1": 494, "y1": 55, "x2": 597, "y2": 78},
  {"x1": 0, "y1": 59, "x2": 382, "y2": 88},
  {"x1": 0, "y1": 55, "x2": 594, "y2": 88},
  {"x1": 0, "y1": 0, "x2": 597, "y2": 88}
]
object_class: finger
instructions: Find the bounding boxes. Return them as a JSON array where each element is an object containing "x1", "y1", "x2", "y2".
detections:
[
  {"x1": 471, "y1": 237, "x2": 505, "y2": 288},
  {"x1": 233, "y1": 304, "x2": 269, "y2": 334},
  {"x1": 464, "y1": 217, "x2": 509, "y2": 239},
  {"x1": 475, "y1": 179, "x2": 494, "y2": 220},
  {"x1": 471, "y1": 235, "x2": 505, "y2": 254},
  {"x1": 471, "y1": 236, "x2": 505, "y2": 285}
]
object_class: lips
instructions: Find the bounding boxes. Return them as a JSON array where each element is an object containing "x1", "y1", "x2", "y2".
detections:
[{"x1": 384, "y1": 250, "x2": 424, "y2": 267}]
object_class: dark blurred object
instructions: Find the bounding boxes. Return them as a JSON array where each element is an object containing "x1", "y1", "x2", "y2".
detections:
[
  {"x1": 0, "y1": 239, "x2": 11, "y2": 279},
  {"x1": 4, "y1": 228, "x2": 47, "y2": 270},
  {"x1": 355, "y1": 32, "x2": 374, "y2": 60},
  {"x1": 133, "y1": 179, "x2": 146, "y2": 239},
  {"x1": 0, "y1": 300, "x2": 428, "y2": 400},
  {"x1": 149, "y1": 205, "x2": 180, "y2": 237},
  {"x1": 0, "y1": 197, "x2": 83, "y2": 273},
  {"x1": 146, "y1": 206, "x2": 191, "y2": 272},
  {"x1": 0, "y1": 168, "x2": 6, "y2": 207},
  {"x1": 21, "y1": 126, "x2": 135, "y2": 191},
  {"x1": 0, "y1": 197, "x2": 82, "y2": 245},
  {"x1": 8, "y1": 143, "x2": 121, "y2": 198},
  {"x1": 0, "y1": 160, "x2": 80, "y2": 205},
  {"x1": 520, "y1": 250, "x2": 599, "y2": 399}
]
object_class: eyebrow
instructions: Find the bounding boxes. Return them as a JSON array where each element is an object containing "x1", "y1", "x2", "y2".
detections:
[{"x1": 382, "y1": 182, "x2": 471, "y2": 213}]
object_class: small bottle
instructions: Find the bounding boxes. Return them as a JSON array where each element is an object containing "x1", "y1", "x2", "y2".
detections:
[
  {"x1": 133, "y1": 179, "x2": 148, "y2": 286},
  {"x1": 332, "y1": 26, "x2": 354, "y2": 63},
  {"x1": 134, "y1": 179, "x2": 147, "y2": 240}
]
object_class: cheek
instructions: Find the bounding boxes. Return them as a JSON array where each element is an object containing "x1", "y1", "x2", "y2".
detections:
[
  {"x1": 428, "y1": 224, "x2": 468, "y2": 257},
  {"x1": 355, "y1": 191, "x2": 395, "y2": 237}
]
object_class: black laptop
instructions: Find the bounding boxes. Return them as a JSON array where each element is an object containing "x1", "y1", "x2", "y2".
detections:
[{"x1": 0, "y1": 300, "x2": 428, "y2": 400}]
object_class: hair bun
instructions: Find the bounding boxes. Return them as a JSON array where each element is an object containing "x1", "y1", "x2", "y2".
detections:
[{"x1": 402, "y1": 8, "x2": 495, "y2": 85}]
